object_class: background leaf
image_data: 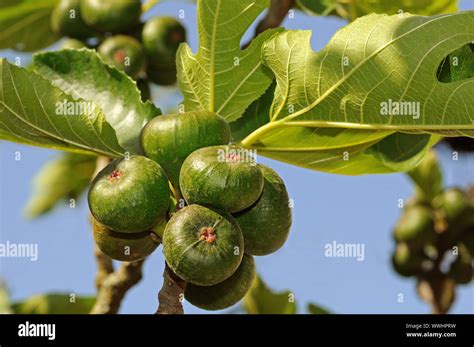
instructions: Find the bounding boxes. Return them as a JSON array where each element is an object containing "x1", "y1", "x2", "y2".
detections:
[
  {"x1": 33, "y1": 49, "x2": 161, "y2": 154},
  {"x1": 243, "y1": 275, "x2": 296, "y2": 314},
  {"x1": 240, "y1": 13, "x2": 474, "y2": 174},
  {"x1": 0, "y1": 0, "x2": 59, "y2": 52},
  {"x1": 177, "y1": 0, "x2": 282, "y2": 122},
  {"x1": 307, "y1": 302, "x2": 331, "y2": 314},
  {"x1": 25, "y1": 152, "x2": 96, "y2": 219},
  {"x1": 297, "y1": 0, "x2": 458, "y2": 18},
  {"x1": 12, "y1": 293, "x2": 95, "y2": 314},
  {"x1": 0, "y1": 59, "x2": 124, "y2": 157}
]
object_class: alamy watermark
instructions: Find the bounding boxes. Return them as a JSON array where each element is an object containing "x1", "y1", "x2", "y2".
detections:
[
  {"x1": 324, "y1": 241, "x2": 365, "y2": 261},
  {"x1": 380, "y1": 99, "x2": 420, "y2": 119},
  {"x1": 0, "y1": 241, "x2": 38, "y2": 261},
  {"x1": 55, "y1": 99, "x2": 95, "y2": 116},
  {"x1": 217, "y1": 146, "x2": 258, "y2": 165}
]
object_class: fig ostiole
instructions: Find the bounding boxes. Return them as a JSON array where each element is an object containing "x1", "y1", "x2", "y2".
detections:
[
  {"x1": 179, "y1": 145, "x2": 264, "y2": 213},
  {"x1": 93, "y1": 218, "x2": 160, "y2": 262},
  {"x1": 88, "y1": 155, "x2": 170, "y2": 233},
  {"x1": 234, "y1": 165, "x2": 292, "y2": 256},
  {"x1": 163, "y1": 204, "x2": 244, "y2": 286},
  {"x1": 140, "y1": 111, "x2": 231, "y2": 187},
  {"x1": 185, "y1": 254, "x2": 256, "y2": 310}
]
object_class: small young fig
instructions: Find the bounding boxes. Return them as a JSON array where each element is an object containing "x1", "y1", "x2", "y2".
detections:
[
  {"x1": 234, "y1": 165, "x2": 292, "y2": 256},
  {"x1": 392, "y1": 243, "x2": 426, "y2": 277},
  {"x1": 448, "y1": 244, "x2": 472, "y2": 285},
  {"x1": 142, "y1": 16, "x2": 186, "y2": 68},
  {"x1": 163, "y1": 204, "x2": 244, "y2": 286},
  {"x1": 80, "y1": 0, "x2": 141, "y2": 33},
  {"x1": 393, "y1": 205, "x2": 435, "y2": 249},
  {"x1": 185, "y1": 254, "x2": 255, "y2": 310},
  {"x1": 51, "y1": 0, "x2": 95, "y2": 39},
  {"x1": 88, "y1": 155, "x2": 170, "y2": 233},
  {"x1": 98, "y1": 35, "x2": 145, "y2": 78},
  {"x1": 92, "y1": 218, "x2": 160, "y2": 261},
  {"x1": 140, "y1": 111, "x2": 231, "y2": 187},
  {"x1": 180, "y1": 145, "x2": 264, "y2": 213},
  {"x1": 433, "y1": 188, "x2": 471, "y2": 226}
]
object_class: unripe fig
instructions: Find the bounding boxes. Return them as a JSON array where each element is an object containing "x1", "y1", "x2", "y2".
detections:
[
  {"x1": 142, "y1": 16, "x2": 186, "y2": 68},
  {"x1": 234, "y1": 165, "x2": 292, "y2": 256},
  {"x1": 60, "y1": 38, "x2": 86, "y2": 50},
  {"x1": 185, "y1": 254, "x2": 255, "y2": 310},
  {"x1": 98, "y1": 35, "x2": 145, "y2": 78},
  {"x1": 448, "y1": 244, "x2": 472, "y2": 284},
  {"x1": 180, "y1": 145, "x2": 264, "y2": 213},
  {"x1": 163, "y1": 204, "x2": 244, "y2": 286},
  {"x1": 433, "y1": 188, "x2": 471, "y2": 225},
  {"x1": 392, "y1": 243, "x2": 426, "y2": 277},
  {"x1": 88, "y1": 155, "x2": 170, "y2": 233},
  {"x1": 92, "y1": 218, "x2": 160, "y2": 261},
  {"x1": 80, "y1": 0, "x2": 141, "y2": 33},
  {"x1": 51, "y1": 0, "x2": 95, "y2": 39},
  {"x1": 140, "y1": 111, "x2": 231, "y2": 187},
  {"x1": 393, "y1": 205, "x2": 435, "y2": 249},
  {"x1": 147, "y1": 65, "x2": 177, "y2": 86}
]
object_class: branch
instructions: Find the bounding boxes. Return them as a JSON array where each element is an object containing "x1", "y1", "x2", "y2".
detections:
[
  {"x1": 94, "y1": 245, "x2": 114, "y2": 292},
  {"x1": 253, "y1": 0, "x2": 295, "y2": 37},
  {"x1": 91, "y1": 260, "x2": 145, "y2": 314},
  {"x1": 156, "y1": 264, "x2": 187, "y2": 314}
]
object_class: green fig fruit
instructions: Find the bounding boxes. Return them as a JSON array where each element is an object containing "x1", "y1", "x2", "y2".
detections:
[
  {"x1": 185, "y1": 254, "x2": 255, "y2": 310},
  {"x1": 142, "y1": 16, "x2": 186, "y2": 68},
  {"x1": 392, "y1": 243, "x2": 426, "y2": 277},
  {"x1": 180, "y1": 145, "x2": 264, "y2": 213},
  {"x1": 88, "y1": 155, "x2": 170, "y2": 233},
  {"x1": 393, "y1": 205, "x2": 435, "y2": 249},
  {"x1": 140, "y1": 111, "x2": 230, "y2": 187},
  {"x1": 234, "y1": 165, "x2": 292, "y2": 256},
  {"x1": 51, "y1": 0, "x2": 95, "y2": 39},
  {"x1": 163, "y1": 204, "x2": 244, "y2": 286},
  {"x1": 98, "y1": 35, "x2": 145, "y2": 78},
  {"x1": 80, "y1": 0, "x2": 141, "y2": 33},
  {"x1": 92, "y1": 218, "x2": 160, "y2": 261}
]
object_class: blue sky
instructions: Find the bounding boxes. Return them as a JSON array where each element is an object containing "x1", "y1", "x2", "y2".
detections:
[{"x1": 1, "y1": 1, "x2": 473, "y2": 314}]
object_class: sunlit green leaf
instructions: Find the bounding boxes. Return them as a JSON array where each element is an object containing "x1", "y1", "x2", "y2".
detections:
[
  {"x1": 177, "y1": 0, "x2": 282, "y2": 122},
  {"x1": 240, "y1": 13, "x2": 474, "y2": 174},
  {"x1": 0, "y1": 59, "x2": 124, "y2": 157},
  {"x1": 33, "y1": 49, "x2": 161, "y2": 153}
]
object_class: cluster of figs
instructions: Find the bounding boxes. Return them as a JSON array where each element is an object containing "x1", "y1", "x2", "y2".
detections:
[
  {"x1": 392, "y1": 187, "x2": 474, "y2": 285},
  {"x1": 88, "y1": 111, "x2": 292, "y2": 310},
  {"x1": 51, "y1": 0, "x2": 186, "y2": 89}
]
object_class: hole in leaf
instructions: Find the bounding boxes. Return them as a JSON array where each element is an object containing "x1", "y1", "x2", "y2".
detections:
[{"x1": 437, "y1": 43, "x2": 474, "y2": 83}]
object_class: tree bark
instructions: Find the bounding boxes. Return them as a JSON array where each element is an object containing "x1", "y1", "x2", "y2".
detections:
[{"x1": 156, "y1": 264, "x2": 187, "y2": 314}]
